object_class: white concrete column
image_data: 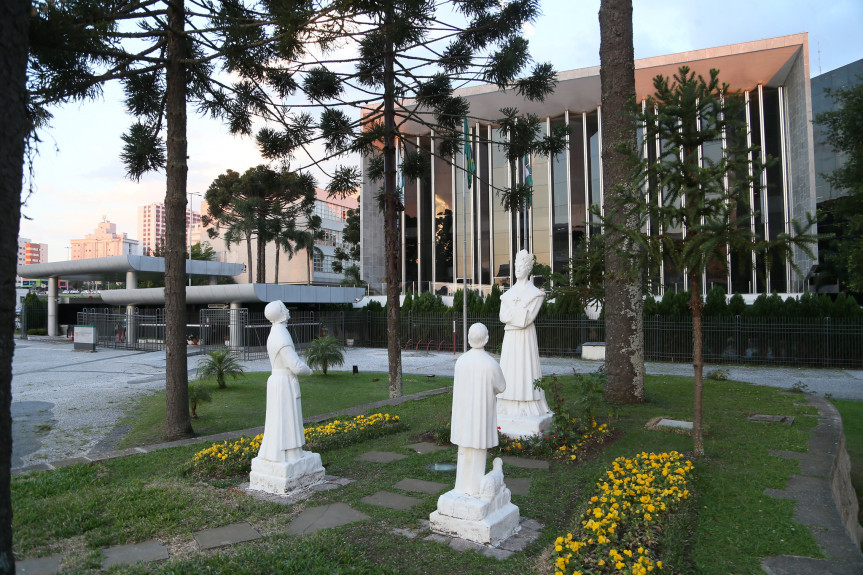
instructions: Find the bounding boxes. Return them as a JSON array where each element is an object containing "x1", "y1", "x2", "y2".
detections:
[
  {"x1": 125, "y1": 270, "x2": 138, "y2": 345},
  {"x1": 229, "y1": 302, "x2": 243, "y2": 348},
  {"x1": 47, "y1": 277, "x2": 59, "y2": 336}
]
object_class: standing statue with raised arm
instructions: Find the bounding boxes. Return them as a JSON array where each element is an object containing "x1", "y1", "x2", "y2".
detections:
[
  {"x1": 497, "y1": 250, "x2": 552, "y2": 438},
  {"x1": 250, "y1": 300, "x2": 325, "y2": 494},
  {"x1": 430, "y1": 323, "x2": 520, "y2": 546}
]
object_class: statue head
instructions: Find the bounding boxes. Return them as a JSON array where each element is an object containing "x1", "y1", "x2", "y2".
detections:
[
  {"x1": 265, "y1": 300, "x2": 289, "y2": 324},
  {"x1": 514, "y1": 250, "x2": 533, "y2": 281},
  {"x1": 468, "y1": 322, "x2": 489, "y2": 350}
]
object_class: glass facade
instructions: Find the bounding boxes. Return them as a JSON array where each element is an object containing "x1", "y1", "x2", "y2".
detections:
[{"x1": 363, "y1": 37, "x2": 817, "y2": 297}]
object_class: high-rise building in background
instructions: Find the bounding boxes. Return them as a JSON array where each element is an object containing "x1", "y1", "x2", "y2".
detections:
[
  {"x1": 16, "y1": 237, "x2": 49, "y2": 288},
  {"x1": 137, "y1": 202, "x2": 202, "y2": 256},
  {"x1": 71, "y1": 219, "x2": 139, "y2": 260}
]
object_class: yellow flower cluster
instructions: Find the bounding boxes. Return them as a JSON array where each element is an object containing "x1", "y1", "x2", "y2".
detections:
[
  {"x1": 553, "y1": 451, "x2": 693, "y2": 575},
  {"x1": 304, "y1": 413, "x2": 399, "y2": 442},
  {"x1": 194, "y1": 434, "x2": 263, "y2": 462}
]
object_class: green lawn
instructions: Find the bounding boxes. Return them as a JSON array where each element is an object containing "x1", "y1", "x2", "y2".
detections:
[
  {"x1": 12, "y1": 375, "x2": 826, "y2": 574},
  {"x1": 119, "y1": 371, "x2": 447, "y2": 447}
]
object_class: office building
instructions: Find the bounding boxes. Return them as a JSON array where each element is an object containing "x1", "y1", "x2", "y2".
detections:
[
  {"x1": 360, "y1": 34, "x2": 818, "y2": 296},
  {"x1": 137, "y1": 202, "x2": 202, "y2": 256},
  {"x1": 71, "y1": 220, "x2": 139, "y2": 260}
]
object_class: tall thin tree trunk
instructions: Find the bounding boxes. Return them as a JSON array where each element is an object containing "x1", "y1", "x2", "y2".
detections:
[
  {"x1": 164, "y1": 0, "x2": 194, "y2": 441},
  {"x1": 690, "y1": 274, "x2": 705, "y2": 456},
  {"x1": 599, "y1": 0, "x2": 644, "y2": 403},
  {"x1": 245, "y1": 231, "x2": 253, "y2": 283},
  {"x1": 256, "y1": 234, "x2": 266, "y2": 283},
  {"x1": 0, "y1": 3, "x2": 28, "y2": 571},
  {"x1": 274, "y1": 246, "x2": 280, "y2": 283},
  {"x1": 382, "y1": 11, "x2": 403, "y2": 398}
]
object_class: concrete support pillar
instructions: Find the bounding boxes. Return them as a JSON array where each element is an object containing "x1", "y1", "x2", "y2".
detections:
[
  {"x1": 229, "y1": 301, "x2": 243, "y2": 348},
  {"x1": 47, "y1": 277, "x2": 59, "y2": 336},
  {"x1": 125, "y1": 270, "x2": 138, "y2": 345}
]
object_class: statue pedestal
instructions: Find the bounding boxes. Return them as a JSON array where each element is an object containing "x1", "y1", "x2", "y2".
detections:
[
  {"x1": 496, "y1": 399, "x2": 553, "y2": 438},
  {"x1": 249, "y1": 451, "x2": 325, "y2": 495},
  {"x1": 430, "y1": 490, "x2": 520, "y2": 546},
  {"x1": 430, "y1": 457, "x2": 520, "y2": 546}
]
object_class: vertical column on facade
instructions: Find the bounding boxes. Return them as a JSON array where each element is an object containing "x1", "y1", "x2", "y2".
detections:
[
  {"x1": 565, "y1": 110, "x2": 573, "y2": 273},
  {"x1": 582, "y1": 112, "x2": 590, "y2": 240},
  {"x1": 653, "y1": 105, "x2": 665, "y2": 294},
  {"x1": 721, "y1": 95, "x2": 733, "y2": 293},
  {"x1": 596, "y1": 106, "x2": 604, "y2": 217},
  {"x1": 416, "y1": 136, "x2": 422, "y2": 292},
  {"x1": 125, "y1": 269, "x2": 138, "y2": 344},
  {"x1": 229, "y1": 301, "x2": 243, "y2": 348},
  {"x1": 745, "y1": 90, "x2": 757, "y2": 294},
  {"x1": 452, "y1": 142, "x2": 459, "y2": 288},
  {"x1": 487, "y1": 124, "x2": 494, "y2": 288},
  {"x1": 778, "y1": 86, "x2": 793, "y2": 291},
  {"x1": 47, "y1": 276, "x2": 58, "y2": 336},
  {"x1": 758, "y1": 84, "x2": 770, "y2": 293},
  {"x1": 430, "y1": 131, "x2": 436, "y2": 290}
]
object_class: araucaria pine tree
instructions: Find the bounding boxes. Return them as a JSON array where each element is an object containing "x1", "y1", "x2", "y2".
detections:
[
  {"x1": 244, "y1": 0, "x2": 560, "y2": 398},
  {"x1": 603, "y1": 67, "x2": 818, "y2": 456}
]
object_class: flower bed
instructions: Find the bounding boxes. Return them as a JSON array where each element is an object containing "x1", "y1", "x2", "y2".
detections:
[
  {"x1": 495, "y1": 418, "x2": 612, "y2": 462},
  {"x1": 190, "y1": 413, "x2": 403, "y2": 478},
  {"x1": 552, "y1": 451, "x2": 694, "y2": 575}
]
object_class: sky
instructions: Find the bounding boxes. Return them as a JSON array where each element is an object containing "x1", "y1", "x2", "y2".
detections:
[{"x1": 21, "y1": 0, "x2": 863, "y2": 261}]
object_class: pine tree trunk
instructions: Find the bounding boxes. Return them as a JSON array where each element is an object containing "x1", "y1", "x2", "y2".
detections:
[
  {"x1": 274, "y1": 247, "x2": 280, "y2": 283},
  {"x1": 599, "y1": 0, "x2": 644, "y2": 403},
  {"x1": 163, "y1": 0, "x2": 194, "y2": 441},
  {"x1": 690, "y1": 274, "x2": 705, "y2": 456},
  {"x1": 382, "y1": 11, "x2": 403, "y2": 398},
  {"x1": 256, "y1": 233, "x2": 265, "y2": 283},
  {"x1": 245, "y1": 231, "x2": 253, "y2": 283},
  {"x1": 0, "y1": 3, "x2": 28, "y2": 571}
]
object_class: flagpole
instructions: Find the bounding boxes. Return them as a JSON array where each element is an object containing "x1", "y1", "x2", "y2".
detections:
[{"x1": 462, "y1": 128, "x2": 468, "y2": 353}]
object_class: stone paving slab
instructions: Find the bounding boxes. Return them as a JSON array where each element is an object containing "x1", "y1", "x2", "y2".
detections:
[
  {"x1": 506, "y1": 477, "x2": 532, "y2": 496},
  {"x1": 194, "y1": 522, "x2": 261, "y2": 550},
  {"x1": 101, "y1": 540, "x2": 169, "y2": 568},
  {"x1": 749, "y1": 414, "x2": 795, "y2": 425},
  {"x1": 355, "y1": 450, "x2": 408, "y2": 463},
  {"x1": 286, "y1": 503, "x2": 370, "y2": 535},
  {"x1": 657, "y1": 418, "x2": 694, "y2": 430},
  {"x1": 17, "y1": 554, "x2": 62, "y2": 575},
  {"x1": 500, "y1": 456, "x2": 549, "y2": 470},
  {"x1": 360, "y1": 490, "x2": 423, "y2": 510},
  {"x1": 394, "y1": 477, "x2": 448, "y2": 494},
  {"x1": 403, "y1": 442, "x2": 449, "y2": 454}
]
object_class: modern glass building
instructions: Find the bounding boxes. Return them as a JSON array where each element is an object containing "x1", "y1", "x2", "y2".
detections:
[{"x1": 360, "y1": 34, "x2": 817, "y2": 296}]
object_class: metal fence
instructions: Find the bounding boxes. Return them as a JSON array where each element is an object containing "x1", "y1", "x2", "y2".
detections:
[
  {"x1": 70, "y1": 308, "x2": 863, "y2": 368},
  {"x1": 77, "y1": 308, "x2": 166, "y2": 352}
]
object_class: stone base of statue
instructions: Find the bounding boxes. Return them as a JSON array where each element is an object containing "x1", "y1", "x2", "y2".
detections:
[
  {"x1": 430, "y1": 458, "x2": 520, "y2": 546},
  {"x1": 496, "y1": 399, "x2": 553, "y2": 439},
  {"x1": 249, "y1": 450, "x2": 325, "y2": 495}
]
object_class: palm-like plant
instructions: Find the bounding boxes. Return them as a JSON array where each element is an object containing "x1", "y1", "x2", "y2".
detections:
[
  {"x1": 196, "y1": 349, "x2": 246, "y2": 389},
  {"x1": 304, "y1": 336, "x2": 345, "y2": 376},
  {"x1": 188, "y1": 381, "x2": 212, "y2": 418}
]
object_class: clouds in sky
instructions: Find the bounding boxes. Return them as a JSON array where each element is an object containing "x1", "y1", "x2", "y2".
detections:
[{"x1": 22, "y1": 0, "x2": 863, "y2": 260}]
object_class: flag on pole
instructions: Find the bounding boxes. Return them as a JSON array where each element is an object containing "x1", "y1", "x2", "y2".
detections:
[{"x1": 463, "y1": 117, "x2": 476, "y2": 189}]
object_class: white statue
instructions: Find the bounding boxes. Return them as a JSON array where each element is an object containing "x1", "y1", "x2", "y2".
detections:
[
  {"x1": 451, "y1": 322, "x2": 507, "y2": 496},
  {"x1": 249, "y1": 301, "x2": 325, "y2": 494},
  {"x1": 497, "y1": 250, "x2": 552, "y2": 438},
  {"x1": 429, "y1": 323, "x2": 520, "y2": 546}
]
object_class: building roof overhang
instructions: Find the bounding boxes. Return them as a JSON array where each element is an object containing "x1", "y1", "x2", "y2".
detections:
[
  {"x1": 17, "y1": 255, "x2": 245, "y2": 282},
  {"x1": 98, "y1": 284, "x2": 366, "y2": 305}
]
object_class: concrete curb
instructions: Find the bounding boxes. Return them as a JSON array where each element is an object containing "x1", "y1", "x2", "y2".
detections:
[{"x1": 762, "y1": 394, "x2": 863, "y2": 574}]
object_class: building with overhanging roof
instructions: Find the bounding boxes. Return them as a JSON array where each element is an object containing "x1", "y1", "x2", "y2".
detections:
[{"x1": 360, "y1": 33, "x2": 817, "y2": 297}]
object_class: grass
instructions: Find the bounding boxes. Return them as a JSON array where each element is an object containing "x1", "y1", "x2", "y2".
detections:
[
  {"x1": 12, "y1": 375, "x2": 826, "y2": 574},
  {"x1": 118, "y1": 371, "x2": 447, "y2": 447}
]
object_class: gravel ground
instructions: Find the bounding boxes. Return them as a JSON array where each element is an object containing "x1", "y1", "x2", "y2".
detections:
[{"x1": 10, "y1": 337, "x2": 863, "y2": 469}]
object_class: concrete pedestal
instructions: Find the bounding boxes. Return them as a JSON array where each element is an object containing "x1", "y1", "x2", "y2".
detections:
[
  {"x1": 496, "y1": 411, "x2": 554, "y2": 439},
  {"x1": 430, "y1": 457, "x2": 520, "y2": 546},
  {"x1": 249, "y1": 451, "x2": 325, "y2": 495}
]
